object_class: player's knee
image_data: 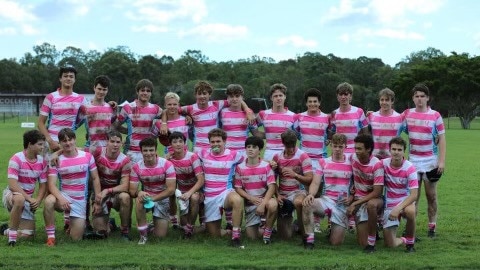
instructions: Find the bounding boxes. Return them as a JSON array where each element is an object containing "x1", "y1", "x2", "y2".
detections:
[
  {"x1": 118, "y1": 192, "x2": 131, "y2": 205},
  {"x1": 44, "y1": 195, "x2": 56, "y2": 208},
  {"x1": 190, "y1": 193, "x2": 200, "y2": 204},
  {"x1": 12, "y1": 194, "x2": 26, "y2": 206},
  {"x1": 267, "y1": 199, "x2": 278, "y2": 212}
]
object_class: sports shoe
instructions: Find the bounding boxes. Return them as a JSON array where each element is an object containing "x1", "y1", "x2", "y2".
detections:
[
  {"x1": 8, "y1": 241, "x2": 16, "y2": 247},
  {"x1": 263, "y1": 238, "x2": 271, "y2": 245},
  {"x1": 183, "y1": 231, "x2": 192, "y2": 239},
  {"x1": 46, "y1": 237, "x2": 56, "y2": 247},
  {"x1": 138, "y1": 235, "x2": 148, "y2": 245},
  {"x1": 304, "y1": 242, "x2": 314, "y2": 250},
  {"x1": 0, "y1": 223, "x2": 8, "y2": 235},
  {"x1": 109, "y1": 218, "x2": 118, "y2": 232},
  {"x1": 314, "y1": 222, "x2": 322, "y2": 233},
  {"x1": 121, "y1": 233, "x2": 132, "y2": 241},
  {"x1": 405, "y1": 244, "x2": 416, "y2": 253},
  {"x1": 428, "y1": 229, "x2": 436, "y2": 238},
  {"x1": 364, "y1": 245, "x2": 376, "y2": 253},
  {"x1": 230, "y1": 238, "x2": 244, "y2": 249}
]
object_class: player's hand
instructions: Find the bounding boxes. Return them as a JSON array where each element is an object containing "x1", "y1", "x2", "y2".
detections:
[
  {"x1": 180, "y1": 192, "x2": 191, "y2": 201},
  {"x1": 108, "y1": 101, "x2": 118, "y2": 109},
  {"x1": 59, "y1": 197, "x2": 71, "y2": 211},
  {"x1": 246, "y1": 110, "x2": 255, "y2": 125},
  {"x1": 276, "y1": 195, "x2": 285, "y2": 207},
  {"x1": 249, "y1": 196, "x2": 262, "y2": 206},
  {"x1": 255, "y1": 203, "x2": 266, "y2": 216},
  {"x1": 437, "y1": 161, "x2": 445, "y2": 174},
  {"x1": 49, "y1": 140, "x2": 61, "y2": 153},
  {"x1": 365, "y1": 110, "x2": 373, "y2": 117},
  {"x1": 281, "y1": 168, "x2": 296, "y2": 178},
  {"x1": 388, "y1": 207, "x2": 400, "y2": 221},
  {"x1": 185, "y1": 115, "x2": 193, "y2": 125},
  {"x1": 29, "y1": 198, "x2": 40, "y2": 211},
  {"x1": 303, "y1": 194, "x2": 314, "y2": 207},
  {"x1": 93, "y1": 202, "x2": 102, "y2": 215},
  {"x1": 269, "y1": 161, "x2": 277, "y2": 170},
  {"x1": 165, "y1": 153, "x2": 172, "y2": 160},
  {"x1": 346, "y1": 204, "x2": 356, "y2": 217},
  {"x1": 159, "y1": 123, "x2": 168, "y2": 135},
  {"x1": 136, "y1": 191, "x2": 148, "y2": 203}
]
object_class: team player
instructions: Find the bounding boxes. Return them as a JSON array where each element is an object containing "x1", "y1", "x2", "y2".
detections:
[
  {"x1": 302, "y1": 134, "x2": 353, "y2": 249},
  {"x1": 43, "y1": 128, "x2": 102, "y2": 245},
  {"x1": 367, "y1": 88, "x2": 404, "y2": 159},
  {"x1": 402, "y1": 83, "x2": 446, "y2": 237},
  {"x1": 198, "y1": 128, "x2": 245, "y2": 247},
  {"x1": 1, "y1": 130, "x2": 48, "y2": 246},
  {"x1": 91, "y1": 131, "x2": 132, "y2": 240},
  {"x1": 382, "y1": 137, "x2": 418, "y2": 252},
  {"x1": 347, "y1": 134, "x2": 384, "y2": 253},
  {"x1": 167, "y1": 131, "x2": 205, "y2": 238},
  {"x1": 330, "y1": 82, "x2": 369, "y2": 154},
  {"x1": 129, "y1": 137, "x2": 176, "y2": 244},
  {"x1": 273, "y1": 129, "x2": 313, "y2": 239},
  {"x1": 234, "y1": 136, "x2": 278, "y2": 244},
  {"x1": 38, "y1": 66, "x2": 86, "y2": 153},
  {"x1": 114, "y1": 79, "x2": 162, "y2": 164}
]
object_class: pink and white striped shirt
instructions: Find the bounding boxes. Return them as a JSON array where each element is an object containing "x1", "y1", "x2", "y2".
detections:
[
  {"x1": 48, "y1": 150, "x2": 97, "y2": 201},
  {"x1": 169, "y1": 152, "x2": 204, "y2": 193},
  {"x1": 317, "y1": 156, "x2": 353, "y2": 203},
  {"x1": 76, "y1": 102, "x2": 116, "y2": 149},
  {"x1": 234, "y1": 160, "x2": 276, "y2": 204},
  {"x1": 273, "y1": 148, "x2": 312, "y2": 196},
  {"x1": 257, "y1": 109, "x2": 296, "y2": 151},
  {"x1": 382, "y1": 158, "x2": 418, "y2": 209},
  {"x1": 294, "y1": 111, "x2": 330, "y2": 159},
  {"x1": 351, "y1": 154, "x2": 384, "y2": 199},
  {"x1": 198, "y1": 148, "x2": 244, "y2": 198},
  {"x1": 7, "y1": 151, "x2": 48, "y2": 196},
  {"x1": 220, "y1": 108, "x2": 258, "y2": 151},
  {"x1": 402, "y1": 108, "x2": 445, "y2": 172},
  {"x1": 181, "y1": 100, "x2": 227, "y2": 150},
  {"x1": 117, "y1": 101, "x2": 162, "y2": 153},
  {"x1": 40, "y1": 90, "x2": 86, "y2": 142},
  {"x1": 331, "y1": 106, "x2": 368, "y2": 153},
  {"x1": 368, "y1": 110, "x2": 404, "y2": 159},
  {"x1": 130, "y1": 157, "x2": 176, "y2": 195},
  {"x1": 151, "y1": 117, "x2": 190, "y2": 153},
  {"x1": 92, "y1": 147, "x2": 131, "y2": 189}
]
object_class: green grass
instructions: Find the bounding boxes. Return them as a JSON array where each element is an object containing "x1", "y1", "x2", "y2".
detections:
[{"x1": 0, "y1": 117, "x2": 479, "y2": 269}]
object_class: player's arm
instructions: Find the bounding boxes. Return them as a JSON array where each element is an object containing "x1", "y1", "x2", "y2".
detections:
[
  {"x1": 251, "y1": 115, "x2": 265, "y2": 139},
  {"x1": 8, "y1": 178, "x2": 32, "y2": 203},
  {"x1": 90, "y1": 169, "x2": 102, "y2": 205},
  {"x1": 38, "y1": 115, "x2": 60, "y2": 151},
  {"x1": 294, "y1": 171, "x2": 313, "y2": 186},
  {"x1": 47, "y1": 171, "x2": 70, "y2": 210},
  {"x1": 390, "y1": 188, "x2": 418, "y2": 219},
  {"x1": 437, "y1": 133, "x2": 446, "y2": 173},
  {"x1": 303, "y1": 173, "x2": 321, "y2": 206},
  {"x1": 151, "y1": 178, "x2": 176, "y2": 202},
  {"x1": 183, "y1": 173, "x2": 205, "y2": 200}
]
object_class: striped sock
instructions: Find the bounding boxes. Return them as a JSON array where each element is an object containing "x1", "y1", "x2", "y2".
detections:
[
  {"x1": 306, "y1": 233, "x2": 315, "y2": 244},
  {"x1": 406, "y1": 237, "x2": 415, "y2": 245},
  {"x1": 428, "y1": 222, "x2": 436, "y2": 231},
  {"x1": 263, "y1": 227, "x2": 273, "y2": 241},
  {"x1": 137, "y1": 224, "x2": 148, "y2": 237},
  {"x1": 120, "y1": 225, "x2": 129, "y2": 235},
  {"x1": 367, "y1": 235, "x2": 376, "y2": 246},
  {"x1": 170, "y1": 215, "x2": 178, "y2": 226},
  {"x1": 185, "y1": 224, "x2": 193, "y2": 234},
  {"x1": 225, "y1": 210, "x2": 233, "y2": 226},
  {"x1": 46, "y1": 225, "x2": 56, "y2": 239},
  {"x1": 232, "y1": 227, "x2": 240, "y2": 239},
  {"x1": 8, "y1": 229, "x2": 17, "y2": 242}
]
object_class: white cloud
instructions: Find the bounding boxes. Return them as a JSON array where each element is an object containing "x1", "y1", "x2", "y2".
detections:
[
  {"x1": 131, "y1": 24, "x2": 169, "y2": 33},
  {"x1": 127, "y1": 0, "x2": 207, "y2": 24},
  {"x1": 0, "y1": 1, "x2": 40, "y2": 35},
  {"x1": 178, "y1": 23, "x2": 248, "y2": 42},
  {"x1": 339, "y1": 28, "x2": 424, "y2": 43},
  {"x1": 277, "y1": 35, "x2": 318, "y2": 48},
  {"x1": 21, "y1": 24, "x2": 40, "y2": 35},
  {"x1": 321, "y1": 0, "x2": 368, "y2": 24},
  {"x1": 0, "y1": 27, "x2": 16, "y2": 35}
]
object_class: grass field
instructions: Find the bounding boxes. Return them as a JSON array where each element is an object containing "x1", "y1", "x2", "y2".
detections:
[{"x1": 0, "y1": 117, "x2": 479, "y2": 269}]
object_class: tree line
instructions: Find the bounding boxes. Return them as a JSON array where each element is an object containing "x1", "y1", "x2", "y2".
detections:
[{"x1": 1, "y1": 43, "x2": 479, "y2": 129}]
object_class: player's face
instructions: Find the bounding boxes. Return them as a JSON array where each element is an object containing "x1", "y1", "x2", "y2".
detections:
[
  {"x1": 59, "y1": 136, "x2": 76, "y2": 152},
  {"x1": 389, "y1": 143, "x2": 405, "y2": 162},
  {"x1": 284, "y1": 146, "x2": 296, "y2": 157},
  {"x1": 29, "y1": 140, "x2": 45, "y2": 156},
  {"x1": 246, "y1": 144, "x2": 260, "y2": 159},
  {"x1": 331, "y1": 143, "x2": 345, "y2": 158},
  {"x1": 165, "y1": 97, "x2": 179, "y2": 115},
  {"x1": 107, "y1": 136, "x2": 122, "y2": 154},
  {"x1": 93, "y1": 84, "x2": 108, "y2": 100},
  {"x1": 171, "y1": 138, "x2": 185, "y2": 152},
  {"x1": 412, "y1": 91, "x2": 429, "y2": 108},
  {"x1": 227, "y1": 94, "x2": 243, "y2": 109},
  {"x1": 141, "y1": 146, "x2": 157, "y2": 163},
  {"x1": 209, "y1": 136, "x2": 225, "y2": 154},
  {"x1": 354, "y1": 142, "x2": 370, "y2": 161},
  {"x1": 337, "y1": 92, "x2": 351, "y2": 106},
  {"x1": 379, "y1": 95, "x2": 393, "y2": 112},
  {"x1": 59, "y1": 72, "x2": 76, "y2": 89},
  {"x1": 196, "y1": 90, "x2": 210, "y2": 108},
  {"x1": 137, "y1": 87, "x2": 152, "y2": 103},
  {"x1": 270, "y1": 90, "x2": 286, "y2": 108},
  {"x1": 306, "y1": 96, "x2": 320, "y2": 113}
]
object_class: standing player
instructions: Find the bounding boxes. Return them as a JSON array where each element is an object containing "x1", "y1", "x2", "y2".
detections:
[
  {"x1": 1, "y1": 130, "x2": 48, "y2": 246},
  {"x1": 302, "y1": 134, "x2": 353, "y2": 249},
  {"x1": 402, "y1": 83, "x2": 446, "y2": 237},
  {"x1": 382, "y1": 137, "x2": 418, "y2": 252},
  {"x1": 234, "y1": 136, "x2": 278, "y2": 244},
  {"x1": 129, "y1": 137, "x2": 176, "y2": 244},
  {"x1": 347, "y1": 134, "x2": 384, "y2": 253},
  {"x1": 273, "y1": 129, "x2": 313, "y2": 240},
  {"x1": 43, "y1": 128, "x2": 102, "y2": 245},
  {"x1": 198, "y1": 128, "x2": 245, "y2": 247}
]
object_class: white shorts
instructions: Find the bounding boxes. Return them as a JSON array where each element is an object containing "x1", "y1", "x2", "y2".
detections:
[
  {"x1": 2, "y1": 188, "x2": 34, "y2": 220},
  {"x1": 127, "y1": 151, "x2": 143, "y2": 165},
  {"x1": 60, "y1": 192, "x2": 87, "y2": 219},
  {"x1": 317, "y1": 196, "x2": 348, "y2": 229},
  {"x1": 354, "y1": 202, "x2": 369, "y2": 224},
  {"x1": 94, "y1": 193, "x2": 123, "y2": 216},
  {"x1": 263, "y1": 149, "x2": 282, "y2": 162},
  {"x1": 245, "y1": 204, "x2": 263, "y2": 227},
  {"x1": 204, "y1": 189, "x2": 234, "y2": 223},
  {"x1": 382, "y1": 208, "x2": 405, "y2": 228},
  {"x1": 283, "y1": 190, "x2": 307, "y2": 202},
  {"x1": 152, "y1": 197, "x2": 170, "y2": 220}
]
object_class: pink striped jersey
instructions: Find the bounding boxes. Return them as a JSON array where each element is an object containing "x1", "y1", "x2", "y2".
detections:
[
  {"x1": 169, "y1": 151, "x2": 204, "y2": 193},
  {"x1": 40, "y1": 89, "x2": 86, "y2": 142},
  {"x1": 257, "y1": 109, "x2": 296, "y2": 151},
  {"x1": 234, "y1": 159, "x2": 276, "y2": 204},
  {"x1": 181, "y1": 100, "x2": 227, "y2": 150},
  {"x1": 351, "y1": 154, "x2": 384, "y2": 199},
  {"x1": 151, "y1": 117, "x2": 190, "y2": 153},
  {"x1": 7, "y1": 151, "x2": 48, "y2": 196},
  {"x1": 331, "y1": 106, "x2": 368, "y2": 153},
  {"x1": 198, "y1": 148, "x2": 244, "y2": 198},
  {"x1": 220, "y1": 108, "x2": 258, "y2": 151},
  {"x1": 368, "y1": 110, "x2": 404, "y2": 159},
  {"x1": 402, "y1": 108, "x2": 445, "y2": 172},
  {"x1": 273, "y1": 148, "x2": 313, "y2": 196},
  {"x1": 117, "y1": 101, "x2": 162, "y2": 153},
  {"x1": 76, "y1": 102, "x2": 116, "y2": 149},
  {"x1": 382, "y1": 158, "x2": 418, "y2": 209},
  {"x1": 92, "y1": 147, "x2": 131, "y2": 189},
  {"x1": 130, "y1": 157, "x2": 176, "y2": 195},
  {"x1": 317, "y1": 156, "x2": 353, "y2": 203},
  {"x1": 294, "y1": 111, "x2": 331, "y2": 159},
  {"x1": 48, "y1": 150, "x2": 97, "y2": 201}
]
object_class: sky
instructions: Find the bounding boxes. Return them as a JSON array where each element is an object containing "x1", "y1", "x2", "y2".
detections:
[{"x1": 1, "y1": 0, "x2": 479, "y2": 66}]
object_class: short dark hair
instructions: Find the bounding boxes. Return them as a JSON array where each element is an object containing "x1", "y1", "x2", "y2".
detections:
[
  {"x1": 245, "y1": 136, "x2": 264, "y2": 149},
  {"x1": 135, "y1": 79, "x2": 154, "y2": 92},
  {"x1": 58, "y1": 128, "x2": 76, "y2": 142},
  {"x1": 336, "y1": 82, "x2": 353, "y2": 95},
  {"x1": 226, "y1": 84, "x2": 244, "y2": 96},
  {"x1": 94, "y1": 75, "x2": 111, "y2": 88},
  {"x1": 169, "y1": 131, "x2": 186, "y2": 144},
  {"x1": 304, "y1": 88, "x2": 322, "y2": 103},
  {"x1": 354, "y1": 134, "x2": 374, "y2": 155},
  {"x1": 107, "y1": 130, "x2": 122, "y2": 141},
  {"x1": 23, "y1": 130, "x2": 45, "y2": 149},
  {"x1": 281, "y1": 129, "x2": 297, "y2": 148},
  {"x1": 139, "y1": 136, "x2": 157, "y2": 150},
  {"x1": 208, "y1": 128, "x2": 227, "y2": 141},
  {"x1": 269, "y1": 83, "x2": 287, "y2": 98},
  {"x1": 389, "y1": 137, "x2": 407, "y2": 151},
  {"x1": 59, "y1": 66, "x2": 77, "y2": 78},
  {"x1": 195, "y1": 81, "x2": 214, "y2": 95},
  {"x1": 411, "y1": 83, "x2": 430, "y2": 96}
]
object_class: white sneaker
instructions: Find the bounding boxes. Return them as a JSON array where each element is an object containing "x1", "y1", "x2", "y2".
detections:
[
  {"x1": 138, "y1": 235, "x2": 147, "y2": 245},
  {"x1": 314, "y1": 223, "x2": 322, "y2": 233}
]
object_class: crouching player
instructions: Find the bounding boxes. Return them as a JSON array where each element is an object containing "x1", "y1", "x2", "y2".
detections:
[
  {"x1": 1, "y1": 130, "x2": 48, "y2": 246},
  {"x1": 302, "y1": 134, "x2": 353, "y2": 249},
  {"x1": 129, "y1": 137, "x2": 176, "y2": 245},
  {"x1": 382, "y1": 137, "x2": 418, "y2": 252},
  {"x1": 167, "y1": 131, "x2": 205, "y2": 238},
  {"x1": 234, "y1": 136, "x2": 278, "y2": 244}
]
